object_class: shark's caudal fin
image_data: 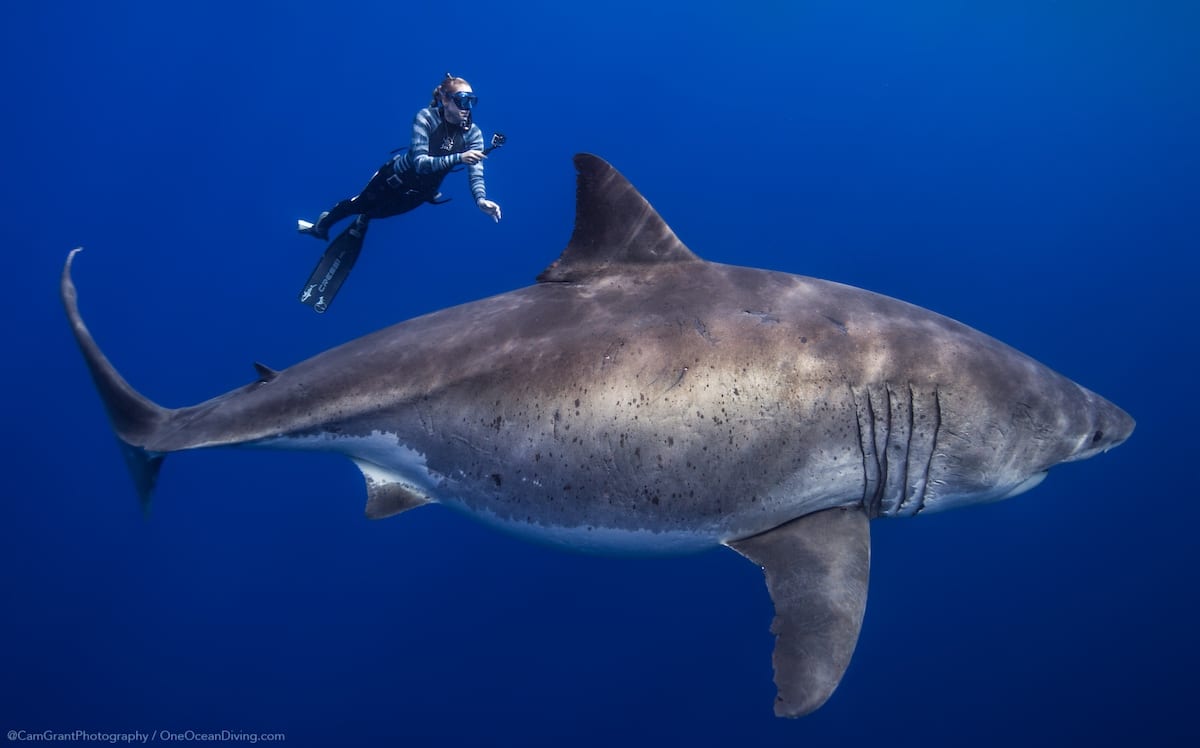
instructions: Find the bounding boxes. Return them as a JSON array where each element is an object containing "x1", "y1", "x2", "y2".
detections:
[
  {"x1": 728, "y1": 507, "x2": 871, "y2": 718},
  {"x1": 537, "y1": 153, "x2": 701, "y2": 283},
  {"x1": 61, "y1": 248, "x2": 170, "y2": 509}
]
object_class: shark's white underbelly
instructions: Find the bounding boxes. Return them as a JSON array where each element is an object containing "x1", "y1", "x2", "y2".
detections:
[
  {"x1": 449, "y1": 502, "x2": 722, "y2": 555},
  {"x1": 255, "y1": 430, "x2": 726, "y2": 555}
]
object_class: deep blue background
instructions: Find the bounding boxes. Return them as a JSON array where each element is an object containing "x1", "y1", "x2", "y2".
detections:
[{"x1": 3, "y1": 1, "x2": 1197, "y2": 745}]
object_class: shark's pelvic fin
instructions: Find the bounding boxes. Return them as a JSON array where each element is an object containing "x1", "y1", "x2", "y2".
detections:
[
  {"x1": 536, "y1": 153, "x2": 701, "y2": 283},
  {"x1": 61, "y1": 248, "x2": 170, "y2": 509},
  {"x1": 353, "y1": 460, "x2": 432, "y2": 520},
  {"x1": 728, "y1": 507, "x2": 871, "y2": 718}
]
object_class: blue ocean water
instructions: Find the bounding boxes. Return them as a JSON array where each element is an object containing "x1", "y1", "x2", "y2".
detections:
[{"x1": 3, "y1": 1, "x2": 1197, "y2": 745}]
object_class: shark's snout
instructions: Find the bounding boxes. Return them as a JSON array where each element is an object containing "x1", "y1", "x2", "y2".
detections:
[
  {"x1": 1097, "y1": 400, "x2": 1135, "y2": 451},
  {"x1": 1066, "y1": 391, "x2": 1135, "y2": 463}
]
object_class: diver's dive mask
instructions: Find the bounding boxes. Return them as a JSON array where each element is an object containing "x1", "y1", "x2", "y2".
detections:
[{"x1": 447, "y1": 91, "x2": 478, "y2": 111}]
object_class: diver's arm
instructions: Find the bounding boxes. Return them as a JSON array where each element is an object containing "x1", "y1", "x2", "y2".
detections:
[
  {"x1": 408, "y1": 108, "x2": 464, "y2": 174},
  {"x1": 464, "y1": 126, "x2": 487, "y2": 203},
  {"x1": 461, "y1": 126, "x2": 499, "y2": 220}
]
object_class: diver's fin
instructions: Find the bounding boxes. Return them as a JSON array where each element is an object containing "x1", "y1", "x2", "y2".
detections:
[
  {"x1": 353, "y1": 459, "x2": 431, "y2": 520},
  {"x1": 727, "y1": 507, "x2": 871, "y2": 718},
  {"x1": 298, "y1": 216, "x2": 369, "y2": 313},
  {"x1": 537, "y1": 153, "x2": 700, "y2": 283}
]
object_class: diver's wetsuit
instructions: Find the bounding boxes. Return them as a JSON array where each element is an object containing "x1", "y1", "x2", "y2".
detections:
[{"x1": 313, "y1": 106, "x2": 488, "y2": 235}]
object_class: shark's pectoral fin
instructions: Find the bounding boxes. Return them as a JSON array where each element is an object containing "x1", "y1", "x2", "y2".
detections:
[
  {"x1": 727, "y1": 506, "x2": 871, "y2": 718},
  {"x1": 352, "y1": 459, "x2": 432, "y2": 520}
]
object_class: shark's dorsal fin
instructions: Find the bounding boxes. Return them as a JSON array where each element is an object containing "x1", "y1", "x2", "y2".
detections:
[
  {"x1": 537, "y1": 153, "x2": 701, "y2": 283},
  {"x1": 253, "y1": 362, "x2": 279, "y2": 383}
]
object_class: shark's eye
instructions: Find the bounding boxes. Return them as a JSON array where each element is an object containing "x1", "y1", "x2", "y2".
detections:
[{"x1": 1092, "y1": 430, "x2": 1104, "y2": 443}]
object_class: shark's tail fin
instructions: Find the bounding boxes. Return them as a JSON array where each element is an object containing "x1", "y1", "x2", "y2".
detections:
[{"x1": 61, "y1": 248, "x2": 170, "y2": 510}]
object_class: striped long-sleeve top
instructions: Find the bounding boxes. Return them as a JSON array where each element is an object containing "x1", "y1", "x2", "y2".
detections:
[{"x1": 394, "y1": 106, "x2": 487, "y2": 203}]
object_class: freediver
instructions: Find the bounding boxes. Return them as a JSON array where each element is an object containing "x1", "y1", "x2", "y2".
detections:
[{"x1": 297, "y1": 73, "x2": 504, "y2": 312}]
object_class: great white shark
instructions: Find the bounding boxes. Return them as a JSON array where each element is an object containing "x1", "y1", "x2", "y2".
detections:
[{"x1": 63, "y1": 153, "x2": 1133, "y2": 717}]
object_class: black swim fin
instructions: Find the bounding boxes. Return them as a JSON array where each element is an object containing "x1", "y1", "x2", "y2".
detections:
[{"x1": 298, "y1": 216, "x2": 369, "y2": 313}]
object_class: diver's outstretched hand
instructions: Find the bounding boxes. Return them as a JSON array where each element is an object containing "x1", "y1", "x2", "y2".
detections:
[
  {"x1": 461, "y1": 150, "x2": 486, "y2": 165},
  {"x1": 478, "y1": 199, "x2": 502, "y2": 223}
]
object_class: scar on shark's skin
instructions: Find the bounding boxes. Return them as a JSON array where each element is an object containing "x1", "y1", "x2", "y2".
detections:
[
  {"x1": 62, "y1": 154, "x2": 1134, "y2": 719},
  {"x1": 666, "y1": 367, "x2": 689, "y2": 392}
]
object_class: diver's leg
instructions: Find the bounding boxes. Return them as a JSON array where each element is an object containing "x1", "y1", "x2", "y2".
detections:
[
  {"x1": 311, "y1": 199, "x2": 357, "y2": 238},
  {"x1": 350, "y1": 164, "x2": 421, "y2": 220},
  {"x1": 300, "y1": 161, "x2": 395, "y2": 241},
  {"x1": 363, "y1": 190, "x2": 428, "y2": 220},
  {"x1": 299, "y1": 197, "x2": 354, "y2": 241}
]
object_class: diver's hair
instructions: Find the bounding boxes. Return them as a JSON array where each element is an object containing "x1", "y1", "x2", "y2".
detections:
[{"x1": 430, "y1": 73, "x2": 471, "y2": 107}]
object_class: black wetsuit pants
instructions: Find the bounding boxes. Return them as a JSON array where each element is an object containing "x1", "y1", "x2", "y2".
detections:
[{"x1": 318, "y1": 160, "x2": 437, "y2": 234}]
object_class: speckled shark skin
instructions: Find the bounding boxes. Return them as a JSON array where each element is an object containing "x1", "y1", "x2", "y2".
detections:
[{"x1": 62, "y1": 154, "x2": 1133, "y2": 718}]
